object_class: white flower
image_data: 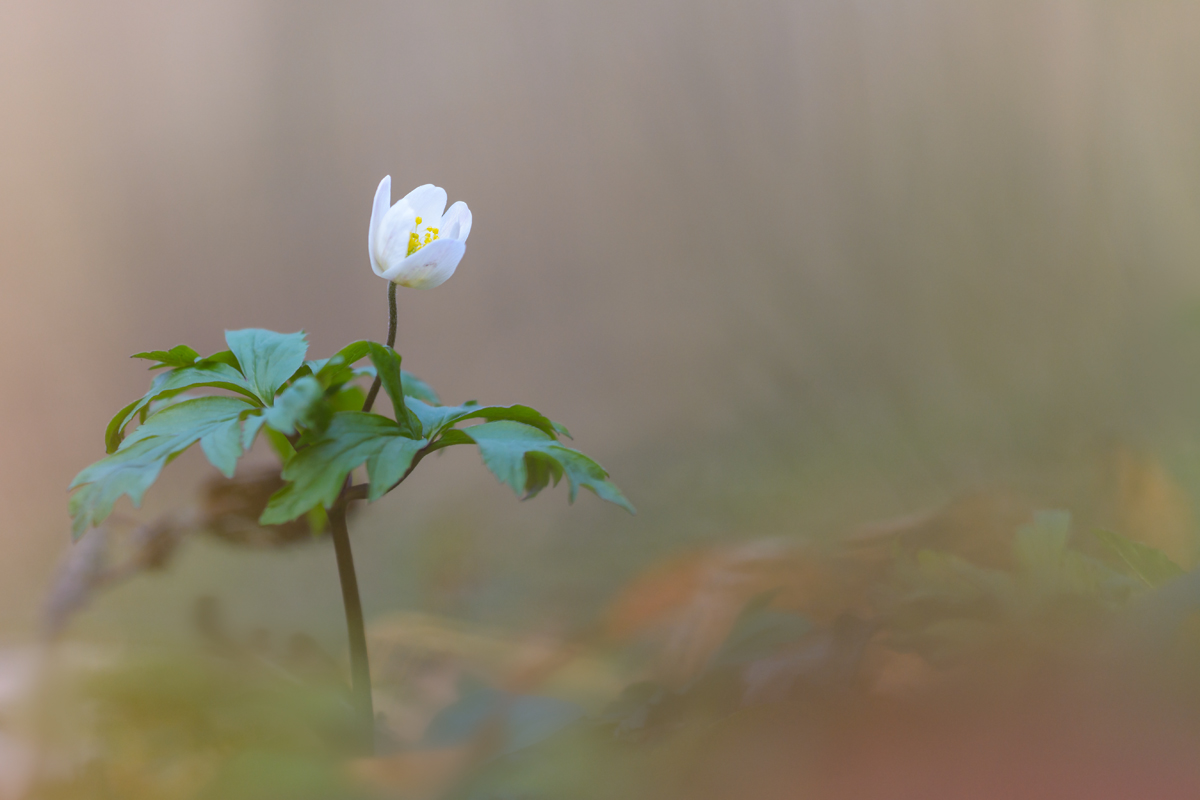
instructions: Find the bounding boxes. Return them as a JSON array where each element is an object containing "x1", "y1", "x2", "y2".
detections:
[{"x1": 368, "y1": 176, "x2": 472, "y2": 288}]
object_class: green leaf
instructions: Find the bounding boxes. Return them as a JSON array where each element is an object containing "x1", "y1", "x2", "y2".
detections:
[
  {"x1": 131, "y1": 344, "x2": 200, "y2": 370},
  {"x1": 203, "y1": 350, "x2": 242, "y2": 369},
  {"x1": 366, "y1": 343, "x2": 416, "y2": 433},
  {"x1": 306, "y1": 340, "x2": 438, "y2": 404},
  {"x1": 308, "y1": 341, "x2": 372, "y2": 388},
  {"x1": 366, "y1": 436, "x2": 427, "y2": 501},
  {"x1": 105, "y1": 362, "x2": 259, "y2": 453},
  {"x1": 463, "y1": 421, "x2": 634, "y2": 513},
  {"x1": 225, "y1": 329, "x2": 308, "y2": 404},
  {"x1": 104, "y1": 399, "x2": 142, "y2": 454},
  {"x1": 259, "y1": 412, "x2": 427, "y2": 524},
  {"x1": 264, "y1": 427, "x2": 297, "y2": 463},
  {"x1": 1093, "y1": 529, "x2": 1186, "y2": 588},
  {"x1": 406, "y1": 399, "x2": 561, "y2": 440},
  {"x1": 263, "y1": 376, "x2": 329, "y2": 437},
  {"x1": 329, "y1": 385, "x2": 365, "y2": 413},
  {"x1": 70, "y1": 397, "x2": 256, "y2": 537},
  {"x1": 69, "y1": 438, "x2": 169, "y2": 539},
  {"x1": 524, "y1": 451, "x2": 564, "y2": 499},
  {"x1": 401, "y1": 371, "x2": 440, "y2": 405}
]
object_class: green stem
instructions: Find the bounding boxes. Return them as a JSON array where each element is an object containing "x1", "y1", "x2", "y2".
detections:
[
  {"x1": 362, "y1": 282, "x2": 397, "y2": 413},
  {"x1": 329, "y1": 500, "x2": 374, "y2": 754},
  {"x1": 331, "y1": 282, "x2": 396, "y2": 754}
]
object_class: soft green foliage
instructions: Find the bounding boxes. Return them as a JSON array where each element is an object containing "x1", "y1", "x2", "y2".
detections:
[
  {"x1": 407, "y1": 399, "x2": 562, "y2": 440},
  {"x1": 1093, "y1": 528, "x2": 1185, "y2": 588},
  {"x1": 225, "y1": 329, "x2": 309, "y2": 405},
  {"x1": 366, "y1": 342, "x2": 419, "y2": 435},
  {"x1": 131, "y1": 344, "x2": 201, "y2": 369},
  {"x1": 263, "y1": 376, "x2": 328, "y2": 437},
  {"x1": 70, "y1": 397, "x2": 257, "y2": 537},
  {"x1": 401, "y1": 370, "x2": 439, "y2": 404},
  {"x1": 464, "y1": 421, "x2": 634, "y2": 512},
  {"x1": 259, "y1": 412, "x2": 429, "y2": 523},
  {"x1": 105, "y1": 359, "x2": 259, "y2": 453},
  {"x1": 70, "y1": 328, "x2": 633, "y2": 538}
]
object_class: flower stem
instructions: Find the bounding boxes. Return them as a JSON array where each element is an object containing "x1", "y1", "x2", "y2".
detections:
[
  {"x1": 362, "y1": 282, "x2": 397, "y2": 413},
  {"x1": 329, "y1": 499, "x2": 374, "y2": 754},
  {"x1": 332, "y1": 282, "x2": 396, "y2": 754}
]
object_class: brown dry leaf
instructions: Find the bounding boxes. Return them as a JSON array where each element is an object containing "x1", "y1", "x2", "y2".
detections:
[
  {"x1": 1111, "y1": 445, "x2": 1195, "y2": 568},
  {"x1": 845, "y1": 489, "x2": 1033, "y2": 570},
  {"x1": 603, "y1": 539, "x2": 886, "y2": 687}
]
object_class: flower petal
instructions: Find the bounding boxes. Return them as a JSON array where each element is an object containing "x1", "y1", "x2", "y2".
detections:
[
  {"x1": 381, "y1": 237, "x2": 466, "y2": 289},
  {"x1": 376, "y1": 202, "x2": 419, "y2": 273},
  {"x1": 368, "y1": 176, "x2": 393, "y2": 276},
  {"x1": 398, "y1": 184, "x2": 448, "y2": 226},
  {"x1": 439, "y1": 201, "x2": 472, "y2": 242}
]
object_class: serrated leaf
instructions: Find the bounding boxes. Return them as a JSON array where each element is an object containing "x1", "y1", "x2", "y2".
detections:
[
  {"x1": 263, "y1": 375, "x2": 328, "y2": 436},
  {"x1": 226, "y1": 329, "x2": 308, "y2": 404},
  {"x1": 406, "y1": 399, "x2": 561, "y2": 440},
  {"x1": 131, "y1": 344, "x2": 200, "y2": 369},
  {"x1": 259, "y1": 412, "x2": 427, "y2": 524},
  {"x1": 524, "y1": 451, "x2": 564, "y2": 499},
  {"x1": 463, "y1": 420, "x2": 634, "y2": 513},
  {"x1": 118, "y1": 396, "x2": 254, "y2": 477},
  {"x1": 69, "y1": 438, "x2": 169, "y2": 539},
  {"x1": 70, "y1": 397, "x2": 256, "y2": 537},
  {"x1": 104, "y1": 362, "x2": 259, "y2": 453},
  {"x1": 1093, "y1": 528, "x2": 1186, "y2": 588}
]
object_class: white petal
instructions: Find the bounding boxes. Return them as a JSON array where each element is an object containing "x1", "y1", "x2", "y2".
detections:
[
  {"x1": 398, "y1": 184, "x2": 447, "y2": 226},
  {"x1": 439, "y1": 201, "x2": 472, "y2": 242},
  {"x1": 376, "y1": 202, "x2": 419, "y2": 272},
  {"x1": 368, "y1": 176, "x2": 392, "y2": 276},
  {"x1": 381, "y1": 237, "x2": 466, "y2": 289}
]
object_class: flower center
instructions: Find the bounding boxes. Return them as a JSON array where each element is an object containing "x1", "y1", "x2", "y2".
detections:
[{"x1": 407, "y1": 216, "x2": 441, "y2": 256}]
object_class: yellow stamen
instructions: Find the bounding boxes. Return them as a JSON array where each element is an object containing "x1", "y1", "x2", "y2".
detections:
[{"x1": 407, "y1": 220, "x2": 441, "y2": 256}]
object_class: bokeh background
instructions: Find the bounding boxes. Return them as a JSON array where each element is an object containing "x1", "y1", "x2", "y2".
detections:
[{"x1": 4, "y1": 0, "x2": 1200, "y2": 653}]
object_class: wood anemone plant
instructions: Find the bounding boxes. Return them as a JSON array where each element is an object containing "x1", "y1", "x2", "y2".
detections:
[{"x1": 67, "y1": 177, "x2": 634, "y2": 753}]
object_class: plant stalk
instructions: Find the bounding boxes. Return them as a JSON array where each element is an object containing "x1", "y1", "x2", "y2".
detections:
[
  {"x1": 362, "y1": 282, "x2": 398, "y2": 412},
  {"x1": 331, "y1": 282, "x2": 397, "y2": 754},
  {"x1": 329, "y1": 499, "x2": 374, "y2": 754}
]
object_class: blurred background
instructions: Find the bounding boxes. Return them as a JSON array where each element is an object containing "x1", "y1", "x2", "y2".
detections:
[{"x1": 6, "y1": 2, "x2": 1200, "y2": 797}]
